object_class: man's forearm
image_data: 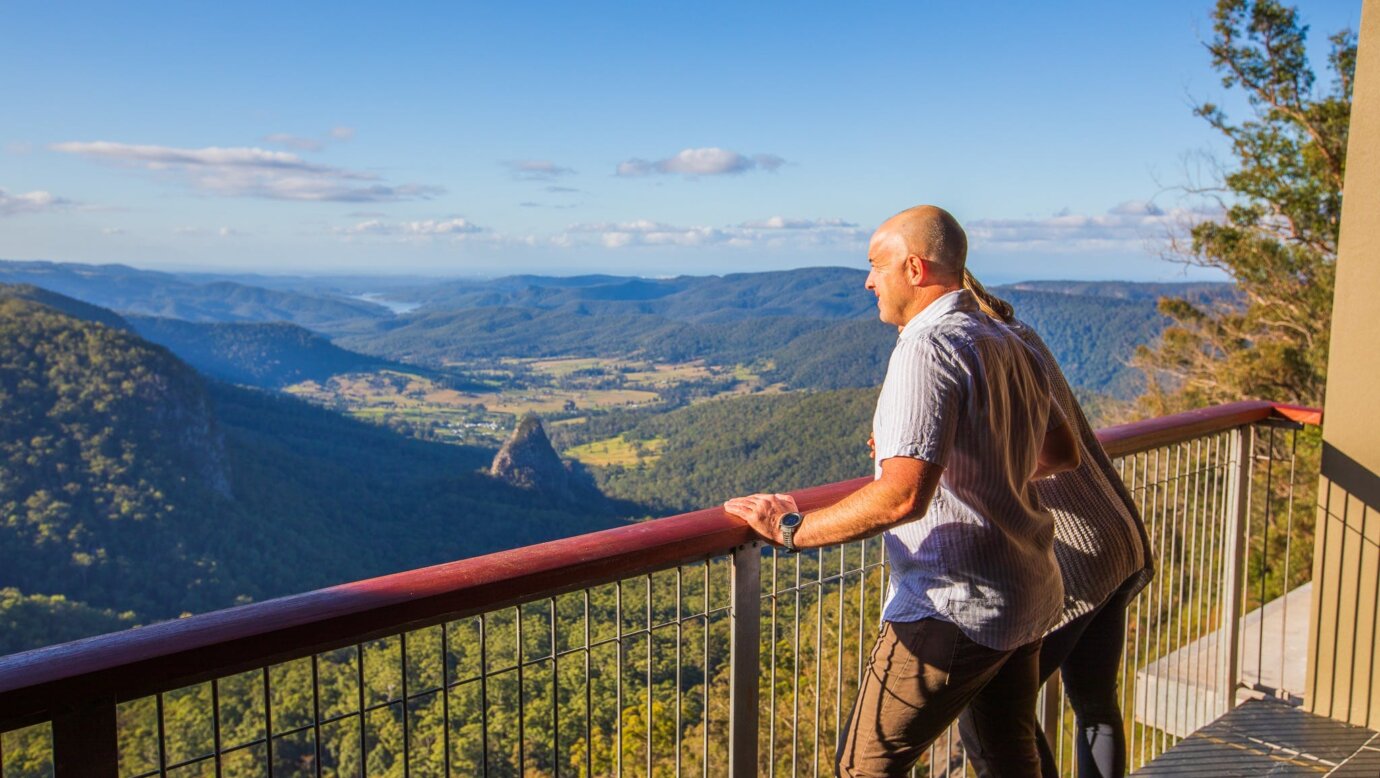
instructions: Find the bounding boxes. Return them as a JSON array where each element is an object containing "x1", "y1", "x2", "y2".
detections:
[{"x1": 793, "y1": 470, "x2": 931, "y2": 549}]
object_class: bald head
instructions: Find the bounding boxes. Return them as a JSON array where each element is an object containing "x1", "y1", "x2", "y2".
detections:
[{"x1": 873, "y1": 205, "x2": 967, "y2": 279}]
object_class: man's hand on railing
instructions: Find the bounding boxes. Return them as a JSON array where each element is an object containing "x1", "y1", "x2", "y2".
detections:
[{"x1": 723, "y1": 492, "x2": 799, "y2": 547}]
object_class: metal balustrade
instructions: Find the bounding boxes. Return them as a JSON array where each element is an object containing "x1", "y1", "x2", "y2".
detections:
[{"x1": 0, "y1": 400, "x2": 1322, "y2": 777}]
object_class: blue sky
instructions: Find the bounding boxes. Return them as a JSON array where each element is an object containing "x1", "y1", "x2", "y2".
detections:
[{"x1": 0, "y1": 1, "x2": 1362, "y2": 282}]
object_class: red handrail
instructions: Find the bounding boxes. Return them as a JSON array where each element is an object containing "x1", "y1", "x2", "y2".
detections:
[{"x1": 0, "y1": 400, "x2": 1318, "y2": 728}]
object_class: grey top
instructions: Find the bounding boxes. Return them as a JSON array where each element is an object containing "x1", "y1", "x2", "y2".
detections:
[
  {"x1": 1011, "y1": 319, "x2": 1154, "y2": 630},
  {"x1": 872, "y1": 289, "x2": 1065, "y2": 650}
]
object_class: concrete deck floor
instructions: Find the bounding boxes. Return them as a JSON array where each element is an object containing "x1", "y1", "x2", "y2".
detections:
[{"x1": 1133, "y1": 698, "x2": 1380, "y2": 776}]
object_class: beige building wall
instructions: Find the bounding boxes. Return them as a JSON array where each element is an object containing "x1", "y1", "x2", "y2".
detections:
[{"x1": 1306, "y1": 0, "x2": 1380, "y2": 730}]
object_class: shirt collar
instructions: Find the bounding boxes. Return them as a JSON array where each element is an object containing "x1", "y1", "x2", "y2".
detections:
[{"x1": 898, "y1": 289, "x2": 978, "y2": 340}]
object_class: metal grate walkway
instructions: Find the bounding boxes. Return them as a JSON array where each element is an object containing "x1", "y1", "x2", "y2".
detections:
[{"x1": 1133, "y1": 698, "x2": 1380, "y2": 776}]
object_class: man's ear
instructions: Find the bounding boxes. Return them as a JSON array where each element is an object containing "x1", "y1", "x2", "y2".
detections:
[{"x1": 905, "y1": 254, "x2": 926, "y2": 287}]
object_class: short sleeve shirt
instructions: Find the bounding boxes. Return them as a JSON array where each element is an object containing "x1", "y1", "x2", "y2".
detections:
[{"x1": 873, "y1": 290, "x2": 1065, "y2": 650}]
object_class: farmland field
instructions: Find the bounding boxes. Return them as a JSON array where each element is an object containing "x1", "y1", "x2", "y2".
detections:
[{"x1": 284, "y1": 358, "x2": 766, "y2": 445}]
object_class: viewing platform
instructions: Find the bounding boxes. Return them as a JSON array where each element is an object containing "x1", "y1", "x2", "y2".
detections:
[{"x1": 0, "y1": 399, "x2": 1355, "y2": 777}]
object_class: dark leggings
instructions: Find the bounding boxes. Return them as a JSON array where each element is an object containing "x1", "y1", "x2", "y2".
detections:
[{"x1": 959, "y1": 576, "x2": 1139, "y2": 778}]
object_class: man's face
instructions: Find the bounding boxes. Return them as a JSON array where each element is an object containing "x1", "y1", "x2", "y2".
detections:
[{"x1": 865, "y1": 231, "x2": 912, "y2": 326}]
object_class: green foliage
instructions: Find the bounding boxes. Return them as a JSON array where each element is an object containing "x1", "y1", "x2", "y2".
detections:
[
  {"x1": 1136, "y1": 0, "x2": 1352, "y2": 414},
  {"x1": 0, "y1": 296, "x2": 623, "y2": 654},
  {"x1": 0, "y1": 588, "x2": 136, "y2": 655},
  {"x1": 589, "y1": 389, "x2": 878, "y2": 514}
]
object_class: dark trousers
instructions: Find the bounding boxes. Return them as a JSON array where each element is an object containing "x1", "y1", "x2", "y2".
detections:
[
  {"x1": 959, "y1": 577, "x2": 1139, "y2": 778},
  {"x1": 836, "y1": 618, "x2": 1043, "y2": 777}
]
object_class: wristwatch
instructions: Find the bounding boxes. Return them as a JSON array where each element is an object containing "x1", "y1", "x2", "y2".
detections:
[{"x1": 779, "y1": 512, "x2": 805, "y2": 553}]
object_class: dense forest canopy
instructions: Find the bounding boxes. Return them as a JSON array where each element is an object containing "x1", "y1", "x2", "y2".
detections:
[{"x1": 0, "y1": 292, "x2": 621, "y2": 654}]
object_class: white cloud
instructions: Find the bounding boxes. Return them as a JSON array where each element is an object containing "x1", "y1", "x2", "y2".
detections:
[
  {"x1": 335, "y1": 217, "x2": 484, "y2": 238},
  {"x1": 504, "y1": 159, "x2": 576, "y2": 181},
  {"x1": 101, "y1": 227, "x2": 126, "y2": 236},
  {"x1": 616, "y1": 147, "x2": 788, "y2": 178},
  {"x1": 51, "y1": 140, "x2": 442, "y2": 202},
  {"x1": 967, "y1": 201, "x2": 1211, "y2": 252},
  {"x1": 262, "y1": 133, "x2": 324, "y2": 152},
  {"x1": 0, "y1": 188, "x2": 72, "y2": 216},
  {"x1": 173, "y1": 225, "x2": 246, "y2": 238},
  {"x1": 740, "y1": 216, "x2": 856, "y2": 230},
  {"x1": 552, "y1": 215, "x2": 865, "y2": 250},
  {"x1": 263, "y1": 126, "x2": 355, "y2": 151}
]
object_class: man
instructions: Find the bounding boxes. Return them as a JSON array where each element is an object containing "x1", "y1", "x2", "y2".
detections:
[{"x1": 724, "y1": 205, "x2": 1080, "y2": 777}]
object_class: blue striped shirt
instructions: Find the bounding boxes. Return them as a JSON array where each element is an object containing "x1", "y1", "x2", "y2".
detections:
[{"x1": 872, "y1": 289, "x2": 1065, "y2": 650}]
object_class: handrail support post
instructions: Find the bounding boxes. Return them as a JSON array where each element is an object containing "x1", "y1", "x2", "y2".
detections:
[
  {"x1": 52, "y1": 697, "x2": 118, "y2": 778},
  {"x1": 1218, "y1": 424, "x2": 1253, "y2": 716},
  {"x1": 729, "y1": 542, "x2": 762, "y2": 778}
]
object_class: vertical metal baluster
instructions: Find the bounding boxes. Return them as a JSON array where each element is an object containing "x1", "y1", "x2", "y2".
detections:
[
  {"x1": 401, "y1": 632, "x2": 411, "y2": 778},
  {"x1": 703, "y1": 563, "x2": 710, "y2": 778},
  {"x1": 1154, "y1": 446, "x2": 1173, "y2": 758},
  {"x1": 1167, "y1": 442, "x2": 1186, "y2": 744},
  {"x1": 1158, "y1": 445, "x2": 1176, "y2": 758},
  {"x1": 479, "y1": 615, "x2": 489, "y2": 777},
  {"x1": 615, "y1": 582, "x2": 624, "y2": 778},
  {"x1": 357, "y1": 644, "x2": 367, "y2": 778},
  {"x1": 263, "y1": 667, "x2": 274, "y2": 778},
  {"x1": 1200, "y1": 434, "x2": 1225, "y2": 730},
  {"x1": 676, "y1": 569, "x2": 683, "y2": 778},
  {"x1": 793, "y1": 548, "x2": 802, "y2": 778},
  {"x1": 858, "y1": 540, "x2": 867, "y2": 692},
  {"x1": 944, "y1": 723, "x2": 953, "y2": 776},
  {"x1": 1115, "y1": 454, "x2": 1133, "y2": 752},
  {"x1": 156, "y1": 693, "x2": 168, "y2": 778},
  {"x1": 551, "y1": 599, "x2": 560, "y2": 778},
  {"x1": 814, "y1": 548, "x2": 824, "y2": 778},
  {"x1": 835, "y1": 544, "x2": 845, "y2": 754},
  {"x1": 1130, "y1": 451, "x2": 1146, "y2": 768},
  {"x1": 1146, "y1": 447, "x2": 1166, "y2": 762},
  {"x1": 516, "y1": 606, "x2": 525, "y2": 778},
  {"x1": 1279, "y1": 429, "x2": 1299, "y2": 699},
  {"x1": 1122, "y1": 452, "x2": 1137, "y2": 769},
  {"x1": 312, "y1": 654, "x2": 323, "y2": 778},
  {"x1": 442, "y1": 622, "x2": 452, "y2": 778},
  {"x1": 1183, "y1": 437, "x2": 1207, "y2": 735},
  {"x1": 769, "y1": 548, "x2": 778, "y2": 778},
  {"x1": 584, "y1": 592, "x2": 593, "y2": 778},
  {"x1": 1257, "y1": 427, "x2": 1278, "y2": 691},
  {"x1": 646, "y1": 575, "x2": 654, "y2": 778},
  {"x1": 1060, "y1": 683, "x2": 1070, "y2": 771},
  {"x1": 212, "y1": 678, "x2": 223, "y2": 778}
]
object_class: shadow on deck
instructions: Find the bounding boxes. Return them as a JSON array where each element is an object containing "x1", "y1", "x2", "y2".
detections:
[{"x1": 1132, "y1": 699, "x2": 1380, "y2": 776}]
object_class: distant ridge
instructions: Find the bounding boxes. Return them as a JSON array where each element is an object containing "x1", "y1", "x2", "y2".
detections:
[{"x1": 0, "y1": 259, "x2": 391, "y2": 328}]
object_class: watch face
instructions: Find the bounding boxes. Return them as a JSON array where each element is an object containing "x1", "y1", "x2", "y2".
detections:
[{"x1": 780, "y1": 512, "x2": 803, "y2": 528}]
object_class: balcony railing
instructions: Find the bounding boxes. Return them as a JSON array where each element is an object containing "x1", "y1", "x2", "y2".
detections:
[{"x1": 0, "y1": 400, "x2": 1321, "y2": 777}]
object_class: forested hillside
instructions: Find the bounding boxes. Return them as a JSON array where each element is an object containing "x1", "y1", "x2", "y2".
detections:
[
  {"x1": 128, "y1": 316, "x2": 399, "y2": 389},
  {"x1": 0, "y1": 295, "x2": 622, "y2": 654},
  {"x1": 552, "y1": 389, "x2": 878, "y2": 514}
]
